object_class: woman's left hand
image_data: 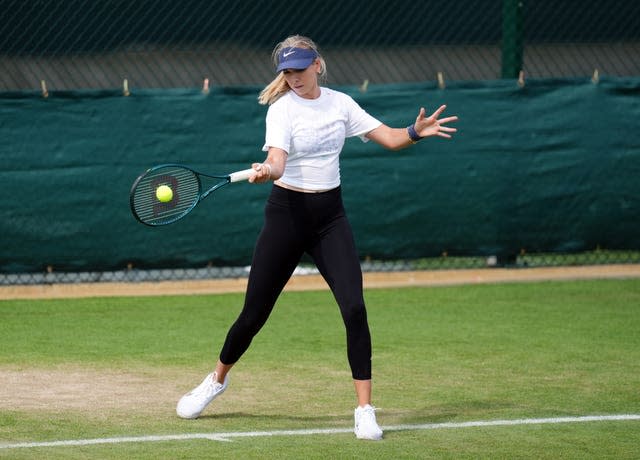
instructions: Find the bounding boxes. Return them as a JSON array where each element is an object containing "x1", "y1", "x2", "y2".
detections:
[{"x1": 414, "y1": 105, "x2": 458, "y2": 139}]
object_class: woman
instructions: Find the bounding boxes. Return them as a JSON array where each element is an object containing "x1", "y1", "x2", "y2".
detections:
[{"x1": 176, "y1": 35, "x2": 458, "y2": 441}]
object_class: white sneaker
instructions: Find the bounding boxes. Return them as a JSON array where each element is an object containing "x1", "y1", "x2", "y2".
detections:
[
  {"x1": 354, "y1": 404, "x2": 383, "y2": 440},
  {"x1": 176, "y1": 372, "x2": 229, "y2": 419}
]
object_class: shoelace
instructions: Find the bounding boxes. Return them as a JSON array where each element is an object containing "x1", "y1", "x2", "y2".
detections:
[
  {"x1": 360, "y1": 405, "x2": 380, "y2": 414},
  {"x1": 189, "y1": 378, "x2": 217, "y2": 398}
]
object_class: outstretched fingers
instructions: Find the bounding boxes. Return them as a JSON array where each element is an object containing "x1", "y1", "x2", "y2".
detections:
[
  {"x1": 438, "y1": 115, "x2": 458, "y2": 125},
  {"x1": 436, "y1": 126, "x2": 457, "y2": 138},
  {"x1": 429, "y1": 104, "x2": 448, "y2": 120},
  {"x1": 413, "y1": 104, "x2": 459, "y2": 139},
  {"x1": 434, "y1": 111, "x2": 458, "y2": 138}
]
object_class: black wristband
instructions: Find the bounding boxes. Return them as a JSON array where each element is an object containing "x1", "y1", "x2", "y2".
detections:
[{"x1": 407, "y1": 124, "x2": 423, "y2": 143}]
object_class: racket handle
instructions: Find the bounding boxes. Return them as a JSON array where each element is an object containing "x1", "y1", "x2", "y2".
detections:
[{"x1": 229, "y1": 168, "x2": 256, "y2": 183}]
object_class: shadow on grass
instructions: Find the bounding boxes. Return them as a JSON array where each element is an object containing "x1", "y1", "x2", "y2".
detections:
[
  {"x1": 198, "y1": 411, "x2": 351, "y2": 425},
  {"x1": 195, "y1": 398, "x2": 518, "y2": 428}
]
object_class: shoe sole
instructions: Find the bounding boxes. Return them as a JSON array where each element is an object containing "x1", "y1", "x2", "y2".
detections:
[{"x1": 176, "y1": 407, "x2": 201, "y2": 419}]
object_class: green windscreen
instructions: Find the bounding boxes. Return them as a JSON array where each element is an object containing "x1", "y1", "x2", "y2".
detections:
[{"x1": 1, "y1": 78, "x2": 638, "y2": 272}]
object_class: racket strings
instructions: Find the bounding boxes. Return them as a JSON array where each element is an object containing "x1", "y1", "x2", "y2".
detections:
[{"x1": 132, "y1": 167, "x2": 201, "y2": 225}]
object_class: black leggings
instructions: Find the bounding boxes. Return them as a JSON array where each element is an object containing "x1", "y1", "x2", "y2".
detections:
[{"x1": 219, "y1": 185, "x2": 372, "y2": 380}]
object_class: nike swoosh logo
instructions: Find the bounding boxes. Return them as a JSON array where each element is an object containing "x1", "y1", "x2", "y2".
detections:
[{"x1": 283, "y1": 50, "x2": 296, "y2": 57}]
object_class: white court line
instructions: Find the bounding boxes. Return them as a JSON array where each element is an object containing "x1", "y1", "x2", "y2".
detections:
[{"x1": 1, "y1": 414, "x2": 639, "y2": 450}]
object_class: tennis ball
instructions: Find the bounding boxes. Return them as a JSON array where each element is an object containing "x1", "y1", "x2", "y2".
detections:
[{"x1": 156, "y1": 184, "x2": 173, "y2": 203}]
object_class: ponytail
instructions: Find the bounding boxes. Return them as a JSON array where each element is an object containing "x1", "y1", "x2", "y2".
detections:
[{"x1": 258, "y1": 73, "x2": 289, "y2": 105}]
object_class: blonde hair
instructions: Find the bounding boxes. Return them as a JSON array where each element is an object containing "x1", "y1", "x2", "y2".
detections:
[{"x1": 258, "y1": 35, "x2": 327, "y2": 105}]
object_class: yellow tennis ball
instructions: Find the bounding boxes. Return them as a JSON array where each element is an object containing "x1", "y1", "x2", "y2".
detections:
[{"x1": 156, "y1": 184, "x2": 173, "y2": 203}]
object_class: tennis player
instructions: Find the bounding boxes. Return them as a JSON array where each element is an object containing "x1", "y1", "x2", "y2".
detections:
[{"x1": 177, "y1": 35, "x2": 458, "y2": 440}]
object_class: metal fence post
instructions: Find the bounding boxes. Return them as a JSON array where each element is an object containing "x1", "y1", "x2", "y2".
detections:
[{"x1": 502, "y1": 0, "x2": 524, "y2": 79}]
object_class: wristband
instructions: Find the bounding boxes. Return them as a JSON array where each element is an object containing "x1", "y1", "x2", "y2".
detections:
[{"x1": 407, "y1": 124, "x2": 423, "y2": 143}]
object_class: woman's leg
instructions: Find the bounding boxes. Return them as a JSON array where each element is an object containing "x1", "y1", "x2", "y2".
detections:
[
  {"x1": 213, "y1": 360, "x2": 234, "y2": 384},
  {"x1": 219, "y1": 192, "x2": 304, "y2": 366},
  {"x1": 309, "y1": 212, "x2": 373, "y2": 404},
  {"x1": 177, "y1": 189, "x2": 305, "y2": 419},
  {"x1": 353, "y1": 379, "x2": 373, "y2": 407}
]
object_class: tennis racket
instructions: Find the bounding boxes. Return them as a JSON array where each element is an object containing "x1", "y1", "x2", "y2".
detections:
[{"x1": 130, "y1": 164, "x2": 255, "y2": 226}]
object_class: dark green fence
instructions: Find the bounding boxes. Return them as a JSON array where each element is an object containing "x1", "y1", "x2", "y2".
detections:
[
  {"x1": 1, "y1": 78, "x2": 639, "y2": 283},
  {"x1": 1, "y1": 0, "x2": 639, "y2": 284}
]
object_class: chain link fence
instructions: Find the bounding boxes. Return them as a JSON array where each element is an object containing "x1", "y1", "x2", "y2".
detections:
[
  {"x1": 1, "y1": 0, "x2": 639, "y2": 285},
  {"x1": 2, "y1": 251, "x2": 639, "y2": 286},
  {"x1": 1, "y1": 0, "x2": 639, "y2": 91}
]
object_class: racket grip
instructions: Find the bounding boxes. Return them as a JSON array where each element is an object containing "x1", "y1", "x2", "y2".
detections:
[{"x1": 229, "y1": 168, "x2": 256, "y2": 183}]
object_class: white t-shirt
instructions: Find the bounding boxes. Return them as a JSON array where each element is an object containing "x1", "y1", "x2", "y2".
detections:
[{"x1": 262, "y1": 87, "x2": 382, "y2": 190}]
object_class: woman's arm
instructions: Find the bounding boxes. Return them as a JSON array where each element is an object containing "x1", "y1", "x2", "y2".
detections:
[
  {"x1": 249, "y1": 147, "x2": 287, "y2": 183},
  {"x1": 366, "y1": 105, "x2": 458, "y2": 151}
]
